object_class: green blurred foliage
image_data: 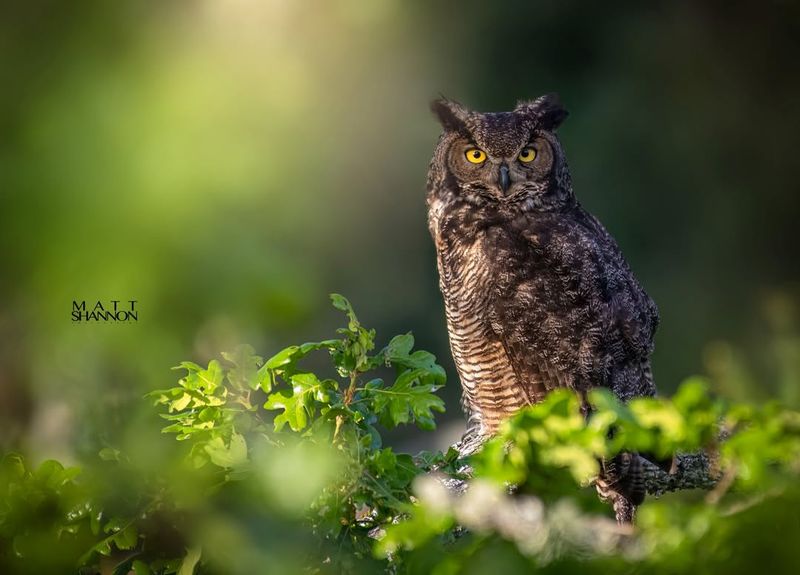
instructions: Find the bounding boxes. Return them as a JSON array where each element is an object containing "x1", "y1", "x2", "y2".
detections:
[
  {"x1": 1, "y1": 0, "x2": 798, "y2": 462},
  {"x1": 1, "y1": 295, "x2": 449, "y2": 573},
  {"x1": 2, "y1": 297, "x2": 799, "y2": 574},
  {"x1": 378, "y1": 384, "x2": 800, "y2": 575}
]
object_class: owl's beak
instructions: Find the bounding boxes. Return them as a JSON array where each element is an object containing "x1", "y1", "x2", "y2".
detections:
[{"x1": 499, "y1": 164, "x2": 511, "y2": 193}]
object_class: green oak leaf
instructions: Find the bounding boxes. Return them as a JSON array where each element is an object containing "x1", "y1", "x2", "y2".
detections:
[
  {"x1": 263, "y1": 373, "x2": 336, "y2": 432},
  {"x1": 370, "y1": 368, "x2": 445, "y2": 430},
  {"x1": 204, "y1": 433, "x2": 248, "y2": 469},
  {"x1": 222, "y1": 344, "x2": 263, "y2": 391},
  {"x1": 173, "y1": 360, "x2": 224, "y2": 394}
]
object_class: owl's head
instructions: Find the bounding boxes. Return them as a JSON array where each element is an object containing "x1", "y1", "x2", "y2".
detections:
[{"x1": 428, "y1": 94, "x2": 573, "y2": 211}]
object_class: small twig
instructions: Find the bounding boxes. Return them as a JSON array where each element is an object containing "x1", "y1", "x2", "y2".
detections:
[
  {"x1": 333, "y1": 372, "x2": 359, "y2": 443},
  {"x1": 333, "y1": 416, "x2": 344, "y2": 443},
  {"x1": 705, "y1": 464, "x2": 736, "y2": 504},
  {"x1": 719, "y1": 486, "x2": 783, "y2": 516}
]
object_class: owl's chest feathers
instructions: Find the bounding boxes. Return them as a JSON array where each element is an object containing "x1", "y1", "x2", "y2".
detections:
[
  {"x1": 429, "y1": 201, "x2": 533, "y2": 432},
  {"x1": 428, "y1": 198, "x2": 497, "y2": 323}
]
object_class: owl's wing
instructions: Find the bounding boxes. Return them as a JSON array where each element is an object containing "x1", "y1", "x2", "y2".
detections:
[{"x1": 485, "y1": 207, "x2": 658, "y2": 403}]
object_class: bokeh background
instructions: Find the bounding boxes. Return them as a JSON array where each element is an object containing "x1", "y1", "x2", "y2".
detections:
[{"x1": 1, "y1": 0, "x2": 798, "y2": 461}]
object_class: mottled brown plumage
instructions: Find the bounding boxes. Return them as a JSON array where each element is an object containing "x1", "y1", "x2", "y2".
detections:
[{"x1": 426, "y1": 95, "x2": 661, "y2": 522}]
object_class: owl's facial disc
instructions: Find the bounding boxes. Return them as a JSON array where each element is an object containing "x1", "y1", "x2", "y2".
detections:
[
  {"x1": 431, "y1": 96, "x2": 572, "y2": 211},
  {"x1": 447, "y1": 135, "x2": 554, "y2": 202}
]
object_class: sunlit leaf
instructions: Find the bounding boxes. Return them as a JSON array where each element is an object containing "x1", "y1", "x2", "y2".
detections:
[
  {"x1": 223, "y1": 344, "x2": 263, "y2": 390},
  {"x1": 178, "y1": 546, "x2": 202, "y2": 575},
  {"x1": 204, "y1": 433, "x2": 248, "y2": 469}
]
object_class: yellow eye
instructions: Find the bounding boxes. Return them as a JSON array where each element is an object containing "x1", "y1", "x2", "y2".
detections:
[
  {"x1": 518, "y1": 147, "x2": 537, "y2": 163},
  {"x1": 465, "y1": 148, "x2": 487, "y2": 164}
]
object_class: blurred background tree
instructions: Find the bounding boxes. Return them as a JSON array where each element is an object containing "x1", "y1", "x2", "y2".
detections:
[{"x1": 0, "y1": 0, "x2": 798, "y2": 462}]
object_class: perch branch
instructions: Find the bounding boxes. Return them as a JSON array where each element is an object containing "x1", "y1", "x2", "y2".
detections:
[
  {"x1": 442, "y1": 436, "x2": 721, "y2": 498},
  {"x1": 641, "y1": 451, "x2": 720, "y2": 496}
]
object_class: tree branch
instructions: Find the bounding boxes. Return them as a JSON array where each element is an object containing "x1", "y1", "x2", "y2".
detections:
[
  {"x1": 442, "y1": 436, "x2": 721, "y2": 498},
  {"x1": 642, "y1": 451, "x2": 720, "y2": 496}
]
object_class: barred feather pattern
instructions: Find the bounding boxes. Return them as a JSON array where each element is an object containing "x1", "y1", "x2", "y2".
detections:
[{"x1": 429, "y1": 204, "x2": 541, "y2": 436}]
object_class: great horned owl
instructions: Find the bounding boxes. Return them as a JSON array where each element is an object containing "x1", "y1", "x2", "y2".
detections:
[{"x1": 426, "y1": 95, "x2": 661, "y2": 522}]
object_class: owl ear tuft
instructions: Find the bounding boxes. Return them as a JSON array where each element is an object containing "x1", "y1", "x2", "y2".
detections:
[
  {"x1": 431, "y1": 98, "x2": 470, "y2": 131},
  {"x1": 516, "y1": 93, "x2": 568, "y2": 130}
]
